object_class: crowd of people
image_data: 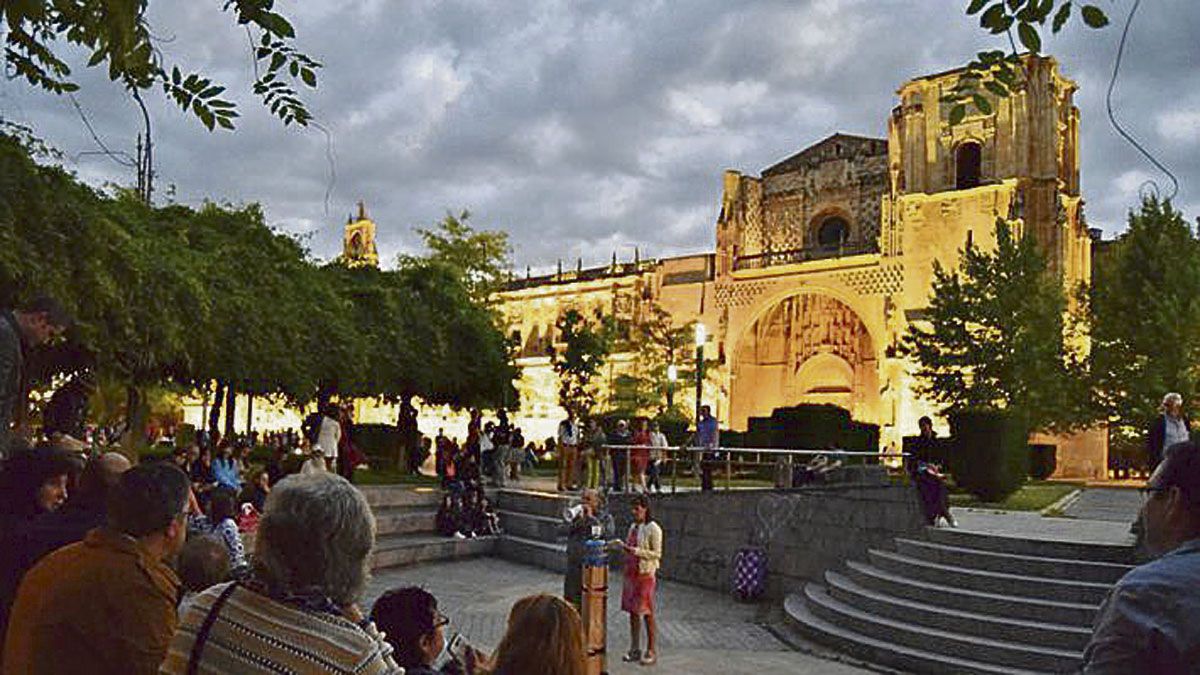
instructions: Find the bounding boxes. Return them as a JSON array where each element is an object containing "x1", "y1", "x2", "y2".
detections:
[{"x1": 553, "y1": 413, "x2": 672, "y2": 494}]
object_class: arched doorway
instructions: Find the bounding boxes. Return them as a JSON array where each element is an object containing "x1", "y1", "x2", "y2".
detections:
[{"x1": 730, "y1": 293, "x2": 878, "y2": 430}]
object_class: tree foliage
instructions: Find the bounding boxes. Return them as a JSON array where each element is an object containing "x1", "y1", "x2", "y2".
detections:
[
  {"x1": 0, "y1": 132, "x2": 517, "y2": 436},
  {"x1": 609, "y1": 304, "x2": 709, "y2": 417},
  {"x1": 551, "y1": 308, "x2": 613, "y2": 418},
  {"x1": 902, "y1": 219, "x2": 1089, "y2": 432},
  {"x1": 947, "y1": 0, "x2": 1109, "y2": 125},
  {"x1": 1087, "y1": 198, "x2": 1200, "y2": 436},
  {"x1": 399, "y1": 210, "x2": 512, "y2": 303},
  {"x1": 3, "y1": 1, "x2": 318, "y2": 129}
]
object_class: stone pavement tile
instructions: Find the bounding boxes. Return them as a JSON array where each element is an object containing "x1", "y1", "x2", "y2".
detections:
[
  {"x1": 949, "y1": 507, "x2": 1136, "y2": 545},
  {"x1": 1063, "y1": 487, "x2": 1143, "y2": 523},
  {"x1": 364, "y1": 557, "x2": 873, "y2": 674}
]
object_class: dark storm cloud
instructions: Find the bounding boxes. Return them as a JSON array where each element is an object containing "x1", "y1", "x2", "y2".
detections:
[{"x1": 2, "y1": 0, "x2": 1197, "y2": 270}]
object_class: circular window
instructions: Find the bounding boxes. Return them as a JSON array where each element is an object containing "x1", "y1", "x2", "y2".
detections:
[{"x1": 817, "y1": 217, "x2": 850, "y2": 248}]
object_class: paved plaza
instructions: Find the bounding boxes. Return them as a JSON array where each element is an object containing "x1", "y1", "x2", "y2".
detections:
[{"x1": 365, "y1": 557, "x2": 874, "y2": 675}]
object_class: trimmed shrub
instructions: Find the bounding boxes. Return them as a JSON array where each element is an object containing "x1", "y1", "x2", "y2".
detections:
[
  {"x1": 352, "y1": 423, "x2": 403, "y2": 469},
  {"x1": 949, "y1": 409, "x2": 1028, "y2": 502},
  {"x1": 1028, "y1": 444, "x2": 1057, "y2": 480},
  {"x1": 746, "y1": 404, "x2": 880, "y2": 462}
]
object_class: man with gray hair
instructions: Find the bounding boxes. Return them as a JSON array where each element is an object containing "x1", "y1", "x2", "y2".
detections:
[
  {"x1": 1148, "y1": 393, "x2": 1191, "y2": 473},
  {"x1": 162, "y1": 472, "x2": 399, "y2": 674},
  {"x1": 1083, "y1": 442, "x2": 1200, "y2": 672},
  {"x1": 563, "y1": 488, "x2": 614, "y2": 608}
]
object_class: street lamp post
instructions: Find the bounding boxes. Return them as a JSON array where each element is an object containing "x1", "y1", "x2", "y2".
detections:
[
  {"x1": 666, "y1": 363, "x2": 677, "y2": 411},
  {"x1": 693, "y1": 323, "x2": 706, "y2": 425}
]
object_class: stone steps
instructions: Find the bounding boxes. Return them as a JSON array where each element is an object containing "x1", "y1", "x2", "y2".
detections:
[
  {"x1": 494, "y1": 489, "x2": 572, "y2": 519},
  {"x1": 786, "y1": 524, "x2": 1136, "y2": 672},
  {"x1": 843, "y1": 560, "x2": 1099, "y2": 627},
  {"x1": 800, "y1": 584, "x2": 1081, "y2": 672},
  {"x1": 783, "y1": 594, "x2": 1042, "y2": 675},
  {"x1": 496, "y1": 533, "x2": 567, "y2": 573},
  {"x1": 824, "y1": 570, "x2": 1091, "y2": 652},
  {"x1": 358, "y1": 485, "x2": 442, "y2": 510},
  {"x1": 925, "y1": 527, "x2": 1136, "y2": 565},
  {"x1": 497, "y1": 509, "x2": 565, "y2": 542},
  {"x1": 867, "y1": 548, "x2": 1113, "y2": 605},
  {"x1": 893, "y1": 537, "x2": 1134, "y2": 584},
  {"x1": 373, "y1": 507, "x2": 438, "y2": 536},
  {"x1": 372, "y1": 532, "x2": 496, "y2": 569}
]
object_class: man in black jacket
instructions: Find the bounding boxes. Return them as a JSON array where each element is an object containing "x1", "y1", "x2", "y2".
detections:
[{"x1": 1148, "y1": 393, "x2": 1192, "y2": 473}]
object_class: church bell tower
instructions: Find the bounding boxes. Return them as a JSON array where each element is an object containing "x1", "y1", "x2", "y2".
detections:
[{"x1": 342, "y1": 200, "x2": 380, "y2": 268}]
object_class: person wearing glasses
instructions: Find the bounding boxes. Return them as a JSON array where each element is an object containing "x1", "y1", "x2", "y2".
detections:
[
  {"x1": 371, "y1": 586, "x2": 490, "y2": 674},
  {"x1": 1082, "y1": 442, "x2": 1200, "y2": 673}
]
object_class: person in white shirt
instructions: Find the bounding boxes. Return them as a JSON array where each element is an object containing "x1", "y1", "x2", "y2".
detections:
[
  {"x1": 556, "y1": 413, "x2": 580, "y2": 492},
  {"x1": 648, "y1": 422, "x2": 668, "y2": 494},
  {"x1": 315, "y1": 403, "x2": 342, "y2": 471}
]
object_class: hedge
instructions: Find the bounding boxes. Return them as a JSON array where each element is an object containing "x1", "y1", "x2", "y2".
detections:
[{"x1": 949, "y1": 409, "x2": 1028, "y2": 502}]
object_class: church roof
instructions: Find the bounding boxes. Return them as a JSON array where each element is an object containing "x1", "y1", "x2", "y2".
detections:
[{"x1": 761, "y1": 133, "x2": 887, "y2": 176}]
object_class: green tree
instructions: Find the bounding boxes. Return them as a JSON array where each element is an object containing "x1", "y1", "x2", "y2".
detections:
[
  {"x1": 4, "y1": 1, "x2": 319, "y2": 129},
  {"x1": 552, "y1": 308, "x2": 613, "y2": 418},
  {"x1": 610, "y1": 304, "x2": 709, "y2": 417},
  {"x1": 947, "y1": 0, "x2": 1109, "y2": 124},
  {"x1": 399, "y1": 211, "x2": 512, "y2": 303},
  {"x1": 1088, "y1": 198, "x2": 1200, "y2": 436},
  {"x1": 902, "y1": 219, "x2": 1089, "y2": 432}
]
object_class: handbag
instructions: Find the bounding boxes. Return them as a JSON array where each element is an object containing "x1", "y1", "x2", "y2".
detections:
[{"x1": 186, "y1": 582, "x2": 239, "y2": 675}]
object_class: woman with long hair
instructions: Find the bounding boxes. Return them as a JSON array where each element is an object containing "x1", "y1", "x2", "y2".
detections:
[
  {"x1": 618, "y1": 493, "x2": 662, "y2": 665},
  {"x1": 491, "y1": 593, "x2": 585, "y2": 675}
]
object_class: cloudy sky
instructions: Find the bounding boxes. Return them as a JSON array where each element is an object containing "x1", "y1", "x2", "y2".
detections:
[{"x1": 2, "y1": 0, "x2": 1197, "y2": 271}]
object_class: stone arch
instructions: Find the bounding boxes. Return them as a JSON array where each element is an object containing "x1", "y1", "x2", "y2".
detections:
[
  {"x1": 729, "y1": 291, "x2": 880, "y2": 430},
  {"x1": 809, "y1": 208, "x2": 853, "y2": 249}
]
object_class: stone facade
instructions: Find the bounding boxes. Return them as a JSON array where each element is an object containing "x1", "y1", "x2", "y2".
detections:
[{"x1": 487, "y1": 55, "x2": 1103, "y2": 478}]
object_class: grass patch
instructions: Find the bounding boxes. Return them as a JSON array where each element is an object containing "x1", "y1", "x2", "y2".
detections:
[{"x1": 949, "y1": 480, "x2": 1080, "y2": 512}]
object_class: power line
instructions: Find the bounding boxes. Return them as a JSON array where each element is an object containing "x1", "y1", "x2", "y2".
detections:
[{"x1": 1105, "y1": 0, "x2": 1180, "y2": 202}]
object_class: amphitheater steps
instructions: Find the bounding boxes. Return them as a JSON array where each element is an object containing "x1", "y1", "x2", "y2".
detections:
[
  {"x1": 359, "y1": 485, "x2": 496, "y2": 570},
  {"x1": 787, "y1": 526, "x2": 1136, "y2": 673},
  {"x1": 493, "y1": 489, "x2": 571, "y2": 572}
]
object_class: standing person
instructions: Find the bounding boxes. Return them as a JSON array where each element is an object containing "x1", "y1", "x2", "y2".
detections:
[
  {"x1": 563, "y1": 489, "x2": 614, "y2": 609},
  {"x1": 1082, "y1": 443, "x2": 1200, "y2": 673},
  {"x1": 508, "y1": 426, "x2": 525, "y2": 481},
  {"x1": 1148, "y1": 392, "x2": 1191, "y2": 473},
  {"x1": 490, "y1": 594, "x2": 585, "y2": 675},
  {"x1": 337, "y1": 404, "x2": 361, "y2": 482},
  {"x1": 3, "y1": 463, "x2": 190, "y2": 675},
  {"x1": 316, "y1": 403, "x2": 343, "y2": 472},
  {"x1": 0, "y1": 296, "x2": 71, "y2": 459},
  {"x1": 909, "y1": 416, "x2": 956, "y2": 528},
  {"x1": 586, "y1": 420, "x2": 607, "y2": 491},
  {"x1": 648, "y1": 422, "x2": 668, "y2": 494},
  {"x1": 556, "y1": 413, "x2": 580, "y2": 492},
  {"x1": 479, "y1": 423, "x2": 495, "y2": 478},
  {"x1": 610, "y1": 420, "x2": 632, "y2": 493},
  {"x1": 631, "y1": 419, "x2": 652, "y2": 494},
  {"x1": 695, "y1": 405, "x2": 719, "y2": 492},
  {"x1": 616, "y1": 493, "x2": 662, "y2": 666},
  {"x1": 492, "y1": 410, "x2": 512, "y2": 488}
]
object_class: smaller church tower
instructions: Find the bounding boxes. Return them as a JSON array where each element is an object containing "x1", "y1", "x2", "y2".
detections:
[{"x1": 343, "y1": 200, "x2": 379, "y2": 267}]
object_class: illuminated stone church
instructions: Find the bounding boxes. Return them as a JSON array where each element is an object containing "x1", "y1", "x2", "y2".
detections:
[{"x1": 340, "y1": 55, "x2": 1104, "y2": 478}]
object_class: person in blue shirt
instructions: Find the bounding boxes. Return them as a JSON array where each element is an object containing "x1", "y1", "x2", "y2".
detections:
[
  {"x1": 1083, "y1": 442, "x2": 1200, "y2": 673},
  {"x1": 211, "y1": 443, "x2": 242, "y2": 492},
  {"x1": 695, "y1": 406, "x2": 719, "y2": 492}
]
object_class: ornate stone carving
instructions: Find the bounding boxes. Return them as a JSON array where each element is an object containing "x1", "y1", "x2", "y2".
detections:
[
  {"x1": 715, "y1": 281, "x2": 768, "y2": 308},
  {"x1": 838, "y1": 264, "x2": 904, "y2": 296}
]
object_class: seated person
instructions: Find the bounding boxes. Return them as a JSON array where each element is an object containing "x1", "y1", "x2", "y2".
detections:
[
  {"x1": 436, "y1": 493, "x2": 462, "y2": 538},
  {"x1": 189, "y1": 487, "x2": 249, "y2": 576},
  {"x1": 371, "y1": 586, "x2": 488, "y2": 675},
  {"x1": 177, "y1": 535, "x2": 231, "y2": 615}
]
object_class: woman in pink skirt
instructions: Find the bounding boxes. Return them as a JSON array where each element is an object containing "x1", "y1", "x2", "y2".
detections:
[{"x1": 618, "y1": 493, "x2": 662, "y2": 666}]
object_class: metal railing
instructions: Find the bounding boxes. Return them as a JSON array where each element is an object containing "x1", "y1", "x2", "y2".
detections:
[
  {"x1": 593, "y1": 444, "x2": 908, "y2": 494},
  {"x1": 732, "y1": 241, "x2": 877, "y2": 271}
]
